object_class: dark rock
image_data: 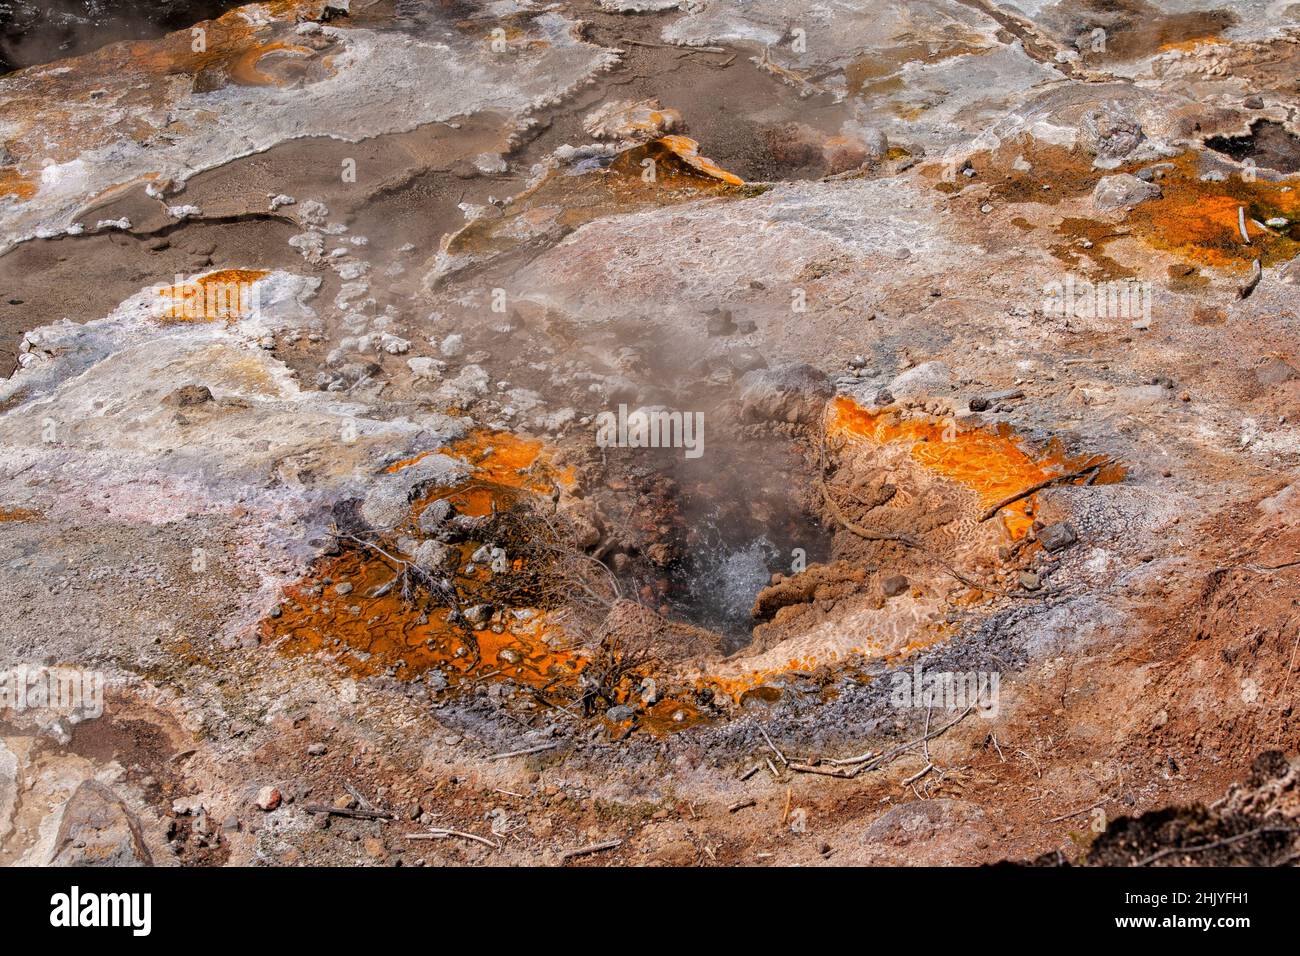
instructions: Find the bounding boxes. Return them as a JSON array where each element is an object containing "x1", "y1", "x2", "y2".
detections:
[
  {"x1": 418, "y1": 497, "x2": 454, "y2": 534},
  {"x1": 968, "y1": 395, "x2": 990, "y2": 412},
  {"x1": 162, "y1": 384, "x2": 213, "y2": 407},
  {"x1": 1037, "y1": 522, "x2": 1078, "y2": 553},
  {"x1": 605, "y1": 704, "x2": 635, "y2": 722},
  {"x1": 881, "y1": 574, "x2": 909, "y2": 597}
]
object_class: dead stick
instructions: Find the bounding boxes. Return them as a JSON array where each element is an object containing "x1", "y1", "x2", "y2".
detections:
[
  {"x1": 1136, "y1": 826, "x2": 1291, "y2": 867},
  {"x1": 902, "y1": 763, "x2": 935, "y2": 786},
  {"x1": 788, "y1": 762, "x2": 858, "y2": 778},
  {"x1": 404, "y1": 828, "x2": 499, "y2": 849},
  {"x1": 561, "y1": 838, "x2": 622, "y2": 861},
  {"x1": 758, "y1": 725, "x2": 787, "y2": 765},
  {"x1": 978, "y1": 457, "x2": 1111, "y2": 522},
  {"x1": 793, "y1": 705, "x2": 975, "y2": 779},
  {"x1": 344, "y1": 781, "x2": 375, "y2": 813},
  {"x1": 486, "y1": 742, "x2": 558, "y2": 761},
  {"x1": 1045, "y1": 799, "x2": 1107, "y2": 824},
  {"x1": 303, "y1": 804, "x2": 393, "y2": 821}
]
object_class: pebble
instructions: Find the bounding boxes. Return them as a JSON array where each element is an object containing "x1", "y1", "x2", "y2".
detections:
[
  {"x1": 1037, "y1": 522, "x2": 1078, "y2": 553},
  {"x1": 881, "y1": 574, "x2": 910, "y2": 597}
]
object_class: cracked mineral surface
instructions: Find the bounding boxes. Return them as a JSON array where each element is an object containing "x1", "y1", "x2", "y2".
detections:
[{"x1": 1, "y1": 0, "x2": 1299, "y2": 872}]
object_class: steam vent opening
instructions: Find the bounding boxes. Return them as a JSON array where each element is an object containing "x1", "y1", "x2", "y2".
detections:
[
  {"x1": 5, "y1": 0, "x2": 1300, "y2": 880},
  {"x1": 617, "y1": 435, "x2": 834, "y2": 654}
]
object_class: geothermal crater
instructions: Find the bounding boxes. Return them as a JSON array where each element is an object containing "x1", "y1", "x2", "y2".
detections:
[{"x1": 1, "y1": 0, "x2": 1299, "y2": 870}]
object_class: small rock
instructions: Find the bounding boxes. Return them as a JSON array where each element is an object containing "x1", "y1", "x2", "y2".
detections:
[
  {"x1": 51, "y1": 781, "x2": 152, "y2": 866},
  {"x1": 738, "y1": 363, "x2": 833, "y2": 424},
  {"x1": 605, "y1": 705, "x2": 635, "y2": 722},
  {"x1": 255, "y1": 786, "x2": 282, "y2": 811},
  {"x1": 418, "y1": 498, "x2": 454, "y2": 534},
  {"x1": 1092, "y1": 174, "x2": 1162, "y2": 212},
  {"x1": 1256, "y1": 358, "x2": 1298, "y2": 386},
  {"x1": 969, "y1": 396, "x2": 990, "y2": 412},
  {"x1": 412, "y1": 540, "x2": 451, "y2": 572},
  {"x1": 162, "y1": 384, "x2": 213, "y2": 407},
  {"x1": 889, "y1": 360, "x2": 953, "y2": 401},
  {"x1": 307, "y1": 743, "x2": 327, "y2": 756},
  {"x1": 463, "y1": 604, "x2": 493, "y2": 628},
  {"x1": 1037, "y1": 522, "x2": 1078, "y2": 553},
  {"x1": 881, "y1": 574, "x2": 910, "y2": 597},
  {"x1": 1017, "y1": 571, "x2": 1041, "y2": 591}
]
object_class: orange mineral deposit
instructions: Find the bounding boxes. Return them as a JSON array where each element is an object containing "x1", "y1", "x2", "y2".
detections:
[{"x1": 828, "y1": 396, "x2": 1118, "y2": 539}]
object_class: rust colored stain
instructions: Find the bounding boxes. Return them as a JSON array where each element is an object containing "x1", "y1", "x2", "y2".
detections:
[
  {"x1": 0, "y1": 167, "x2": 38, "y2": 201},
  {"x1": 228, "y1": 42, "x2": 322, "y2": 88},
  {"x1": 0, "y1": 507, "x2": 40, "y2": 522},
  {"x1": 656, "y1": 135, "x2": 744, "y2": 186},
  {"x1": 443, "y1": 429, "x2": 575, "y2": 494},
  {"x1": 828, "y1": 396, "x2": 1119, "y2": 539},
  {"x1": 123, "y1": 2, "x2": 329, "y2": 81},
  {"x1": 262, "y1": 546, "x2": 583, "y2": 685},
  {"x1": 0, "y1": 2, "x2": 333, "y2": 189},
  {"x1": 1124, "y1": 153, "x2": 1300, "y2": 269},
  {"x1": 438, "y1": 140, "x2": 750, "y2": 268},
  {"x1": 155, "y1": 269, "x2": 269, "y2": 323},
  {"x1": 263, "y1": 430, "x2": 581, "y2": 686},
  {"x1": 264, "y1": 429, "x2": 714, "y2": 735},
  {"x1": 638, "y1": 699, "x2": 706, "y2": 734}
]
